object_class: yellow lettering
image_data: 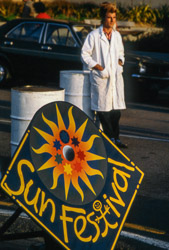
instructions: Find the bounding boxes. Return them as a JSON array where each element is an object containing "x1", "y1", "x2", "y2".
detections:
[
  {"x1": 110, "y1": 183, "x2": 125, "y2": 207},
  {"x1": 74, "y1": 215, "x2": 92, "y2": 242},
  {"x1": 60, "y1": 205, "x2": 86, "y2": 243},
  {"x1": 108, "y1": 158, "x2": 135, "y2": 172},
  {"x1": 4, "y1": 159, "x2": 35, "y2": 196},
  {"x1": 39, "y1": 191, "x2": 55, "y2": 223},
  {"x1": 24, "y1": 179, "x2": 41, "y2": 214},
  {"x1": 93, "y1": 200, "x2": 118, "y2": 238},
  {"x1": 87, "y1": 212, "x2": 100, "y2": 243},
  {"x1": 113, "y1": 167, "x2": 130, "y2": 192},
  {"x1": 103, "y1": 194, "x2": 121, "y2": 218}
]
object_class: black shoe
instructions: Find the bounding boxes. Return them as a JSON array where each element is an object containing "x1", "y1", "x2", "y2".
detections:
[{"x1": 115, "y1": 139, "x2": 128, "y2": 148}]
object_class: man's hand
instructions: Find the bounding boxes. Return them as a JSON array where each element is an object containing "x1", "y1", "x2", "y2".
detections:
[
  {"x1": 93, "y1": 64, "x2": 104, "y2": 71},
  {"x1": 118, "y1": 59, "x2": 123, "y2": 66}
]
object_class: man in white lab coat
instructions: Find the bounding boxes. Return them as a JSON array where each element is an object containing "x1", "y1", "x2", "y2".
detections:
[{"x1": 81, "y1": 2, "x2": 127, "y2": 148}]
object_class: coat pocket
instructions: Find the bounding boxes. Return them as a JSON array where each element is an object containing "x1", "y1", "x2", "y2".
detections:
[
  {"x1": 92, "y1": 68, "x2": 109, "y2": 80},
  {"x1": 99, "y1": 68, "x2": 109, "y2": 78}
]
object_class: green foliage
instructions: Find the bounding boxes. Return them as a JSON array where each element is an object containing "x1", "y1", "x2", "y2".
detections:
[
  {"x1": 153, "y1": 4, "x2": 169, "y2": 28},
  {"x1": 126, "y1": 4, "x2": 157, "y2": 24},
  {"x1": 0, "y1": 0, "x2": 169, "y2": 27},
  {"x1": 117, "y1": 4, "x2": 128, "y2": 21},
  {"x1": 116, "y1": 3, "x2": 169, "y2": 26},
  {"x1": 0, "y1": 0, "x2": 22, "y2": 20},
  {"x1": 44, "y1": 1, "x2": 100, "y2": 21}
]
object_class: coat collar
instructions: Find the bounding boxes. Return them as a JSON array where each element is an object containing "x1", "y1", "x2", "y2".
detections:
[
  {"x1": 99, "y1": 25, "x2": 116, "y2": 45},
  {"x1": 99, "y1": 25, "x2": 109, "y2": 45}
]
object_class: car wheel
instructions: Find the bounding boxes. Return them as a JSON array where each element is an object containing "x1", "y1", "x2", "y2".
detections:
[{"x1": 0, "y1": 62, "x2": 8, "y2": 86}]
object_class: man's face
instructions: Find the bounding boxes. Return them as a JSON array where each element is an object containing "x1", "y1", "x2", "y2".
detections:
[{"x1": 103, "y1": 12, "x2": 116, "y2": 29}]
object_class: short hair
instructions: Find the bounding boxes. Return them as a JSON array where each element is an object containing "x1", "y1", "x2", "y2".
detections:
[
  {"x1": 34, "y1": 2, "x2": 46, "y2": 13},
  {"x1": 100, "y1": 2, "x2": 117, "y2": 23}
]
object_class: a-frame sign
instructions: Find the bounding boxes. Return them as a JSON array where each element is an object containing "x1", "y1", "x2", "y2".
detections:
[{"x1": 0, "y1": 101, "x2": 144, "y2": 249}]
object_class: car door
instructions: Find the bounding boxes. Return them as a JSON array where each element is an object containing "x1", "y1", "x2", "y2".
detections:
[
  {"x1": 1, "y1": 21, "x2": 45, "y2": 82},
  {"x1": 40, "y1": 23, "x2": 82, "y2": 84}
]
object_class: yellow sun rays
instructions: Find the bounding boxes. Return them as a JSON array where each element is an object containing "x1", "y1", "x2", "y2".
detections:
[
  {"x1": 51, "y1": 167, "x2": 63, "y2": 190},
  {"x1": 32, "y1": 104, "x2": 105, "y2": 202},
  {"x1": 68, "y1": 106, "x2": 76, "y2": 133}
]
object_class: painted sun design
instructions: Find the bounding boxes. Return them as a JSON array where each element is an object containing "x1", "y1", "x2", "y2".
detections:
[{"x1": 32, "y1": 104, "x2": 105, "y2": 202}]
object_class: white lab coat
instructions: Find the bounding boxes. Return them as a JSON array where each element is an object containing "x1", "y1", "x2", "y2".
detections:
[{"x1": 81, "y1": 25, "x2": 126, "y2": 111}]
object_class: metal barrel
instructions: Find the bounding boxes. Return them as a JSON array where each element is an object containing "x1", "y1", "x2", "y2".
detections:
[
  {"x1": 59, "y1": 70, "x2": 93, "y2": 119},
  {"x1": 11, "y1": 85, "x2": 65, "y2": 156}
]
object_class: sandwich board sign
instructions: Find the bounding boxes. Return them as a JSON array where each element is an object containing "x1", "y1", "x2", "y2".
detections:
[{"x1": 0, "y1": 101, "x2": 144, "y2": 249}]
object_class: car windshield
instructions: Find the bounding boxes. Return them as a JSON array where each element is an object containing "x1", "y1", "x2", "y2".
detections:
[{"x1": 73, "y1": 25, "x2": 93, "y2": 43}]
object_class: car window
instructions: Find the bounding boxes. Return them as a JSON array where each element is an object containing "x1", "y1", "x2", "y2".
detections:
[
  {"x1": 6, "y1": 22, "x2": 44, "y2": 42},
  {"x1": 45, "y1": 24, "x2": 77, "y2": 47},
  {"x1": 73, "y1": 25, "x2": 93, "y2": 43}
]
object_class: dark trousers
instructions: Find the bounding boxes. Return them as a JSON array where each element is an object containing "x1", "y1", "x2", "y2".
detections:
[{"x1": 97, "y1": 110, "x2": 121, "y2": 139}]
